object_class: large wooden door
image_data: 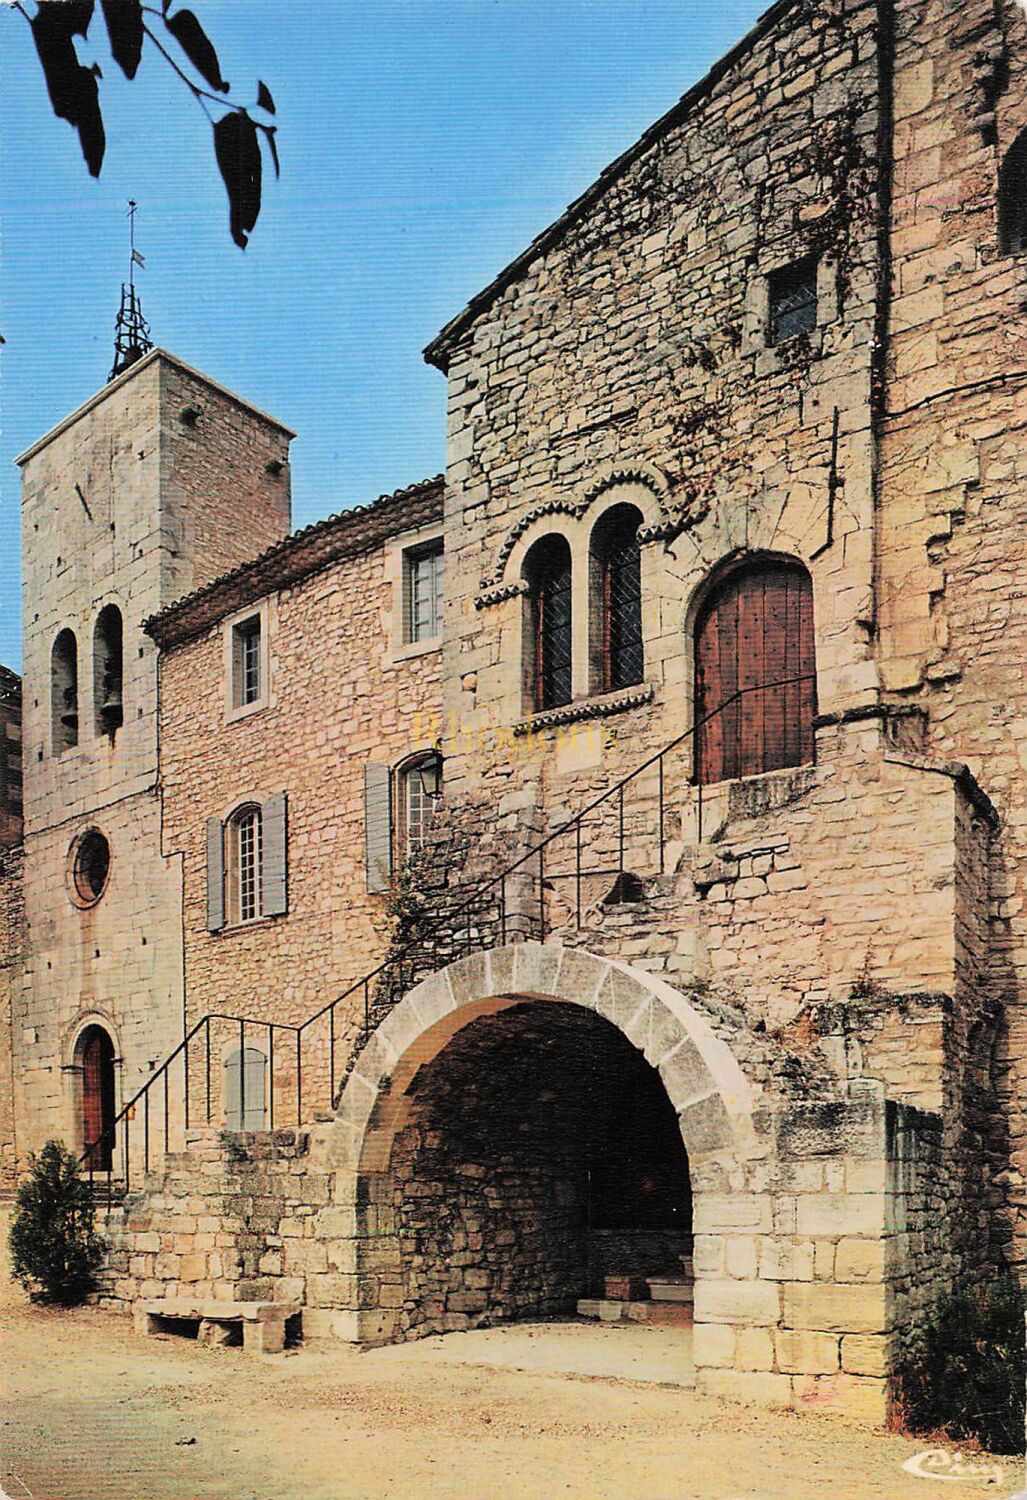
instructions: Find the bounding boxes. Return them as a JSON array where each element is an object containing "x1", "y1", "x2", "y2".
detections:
[
  {"x1": 81, "y1": 1027, "x2": 115, "y2": 1171},
  {"x1": 695, "y1": 561, "x2": 816, "y2": 785}
]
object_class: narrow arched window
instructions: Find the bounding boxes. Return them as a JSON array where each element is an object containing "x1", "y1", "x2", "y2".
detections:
[
  {"x1": 591, "y1": 505, "x2": 644, "y2": 694},
  {"x1": 93, "y1": 604, "x2": 124, "y2": 736},
  {"x1": 396, "y1": 751, "x2": 442, "y2": 861},
  {"x1": 694, "y1": 558, "x2": 816, "y2": 785},
  {"x1": 51, "y1": 629, "x2": 79, "y2": 753},
  {"x1": 999, "y1": 130, "x2": 1027, "y2": 254},
  {"x1": 226, "y1": 804, "x2": 263, "y2": 924},
  {"x1": 523, "y1": 535, "x2": 573, "y2": 712}
]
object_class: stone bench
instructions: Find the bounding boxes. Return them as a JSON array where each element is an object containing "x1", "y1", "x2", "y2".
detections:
[{"x1": 133, "y1": 1298, "x2": 301, "y2": 1355}]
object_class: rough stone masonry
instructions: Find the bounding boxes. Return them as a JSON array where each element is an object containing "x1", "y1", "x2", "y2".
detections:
[{"x1": 7, "y1": 0, "x2": 1027, "y2": 1430}]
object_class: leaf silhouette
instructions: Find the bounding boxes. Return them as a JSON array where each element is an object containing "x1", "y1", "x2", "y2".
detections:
[
  {"x1": 257, "y1": 80, "x2": 276, "y2": 115},
  {"x1": 101, "y1": 0, "x2": 143, "y2": 80},
  {"x1": 213, "y1": 110, "x2": 261, "y2": 248},
  {"x1": 31, "y1": 2, "x2": 106, "y2": 176},
  {"x1": 260, "y1": 123, "x2": 280, "y2": 178},
  {"x1": 165, "y1": 8, "x2": 229, "y2": 93}
]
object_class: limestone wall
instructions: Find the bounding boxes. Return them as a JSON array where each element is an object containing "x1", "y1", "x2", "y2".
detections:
[
  {"x1": 877, "y1": 0, "x2": 1027, "y2": 1262},
  {"x1": 12, "y1": 351, "x2": 295, "y2": 1164},
  {"x1": 0, "y1": 847, "x2": 23, "y2": 1187},
  {"x1": 156, "y1": 496, "x2": 444, "y2": 1071},
  {"x1": 436, "y1": 0, "x2": 881, "y2": 854}
]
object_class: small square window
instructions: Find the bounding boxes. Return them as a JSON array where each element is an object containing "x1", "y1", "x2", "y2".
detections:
[
  {"x1": 231, "y1": 615, "x2": 262, "y2": 708},
  {"x1": 403, "y1": 543, "x2": 443, "y2": 644},
  {"x1": 768, "y1": 256, "x2": 819, "y2": 345}
]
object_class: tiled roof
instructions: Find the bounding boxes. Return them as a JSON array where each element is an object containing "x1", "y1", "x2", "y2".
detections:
[{"x1": 144, "y1": 476, "x2": 444, "y2": 649}]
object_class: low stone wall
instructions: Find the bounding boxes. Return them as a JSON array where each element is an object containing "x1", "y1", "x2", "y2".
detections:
[{"x1": 97, "y1": 1126, "x2": 333, "y2": 1313}]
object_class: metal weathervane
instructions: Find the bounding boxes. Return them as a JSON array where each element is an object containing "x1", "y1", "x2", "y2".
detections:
[{"x1": 109, "y1": 199, "x2": 153, "y2": 381}]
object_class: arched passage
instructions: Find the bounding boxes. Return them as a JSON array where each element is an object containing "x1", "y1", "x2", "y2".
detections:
[{"x1": 331, "y1": 944, "x2": 763, "y2": 1346}]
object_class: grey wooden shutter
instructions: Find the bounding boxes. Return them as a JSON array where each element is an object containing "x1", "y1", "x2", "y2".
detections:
[
  {"x1": 364, "y1": 762, "x2": 393, "y2": 892},
  {"x1": 400, "y1": 554, "x2": 413, "y2": 644},
  {"x1": 206, "y1": 816, "x2": 225, "y2": 932},
  {"x1": 262, "y1": 791, "x2": 288, "y2": 916}
]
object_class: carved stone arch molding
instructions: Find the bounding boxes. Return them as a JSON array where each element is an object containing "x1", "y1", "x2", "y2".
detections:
[
  {"x1": 331, "y1": 942, "x2": 763, "y2": 1179},
  {"x1": 476, "y1": 464, "x2": 686, "y2": 609}
]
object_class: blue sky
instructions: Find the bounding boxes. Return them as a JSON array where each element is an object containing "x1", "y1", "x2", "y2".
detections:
[{"x1": 0, "y1": 0, "x2": 767, "y2": 671}]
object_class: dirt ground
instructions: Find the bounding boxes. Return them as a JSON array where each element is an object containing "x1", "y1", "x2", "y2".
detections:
[{"x1": 1, "y1": 1232, "x2": 1022, "y2": 1500}]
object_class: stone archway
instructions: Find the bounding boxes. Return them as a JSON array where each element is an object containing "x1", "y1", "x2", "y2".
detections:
[{"x1": 324, "y1": 945, "x2": 787, "y2": 1351}]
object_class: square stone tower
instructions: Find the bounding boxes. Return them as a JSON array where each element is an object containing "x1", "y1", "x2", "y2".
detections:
[{"x1": 13, "y1": 349, "x2": 293, "y2": 1166}]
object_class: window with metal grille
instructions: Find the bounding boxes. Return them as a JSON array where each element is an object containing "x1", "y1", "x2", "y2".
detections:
[
  {"x1": 227, "y1": 805, "x2": 263, "y2": 923},
  {"x1": 694, "y1": 558, "x2": 816, "y2": 785},
  {"x1": 523, "y1": 535, "x2": 573, "y2": 712},
  {"x1": 398, "y1": 752, "x2": 441, "y2": 858},
  {"x1": 591, "y1": 504, "x2": 644, "y2": 693},
  {"x1": 768, "y1": 256, "x2": 819, "y2": 344},
  {"x1": 231, "y1": 615, "x2": 262, "y2": 707},
  {"x1": 404, "y1": 542, "x2": 444, "y2": 643},
  {"x1": 999, "y1": 130, "x2": 1027, "y2": 254}
]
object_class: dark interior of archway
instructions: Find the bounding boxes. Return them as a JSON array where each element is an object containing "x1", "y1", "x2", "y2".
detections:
[{"x1": 388, "y1": 1001, "x2": 692, "y2": 1337}]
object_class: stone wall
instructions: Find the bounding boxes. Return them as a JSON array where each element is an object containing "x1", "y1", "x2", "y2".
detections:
[
  {"x1": 12, "y1": 350, "x2": 294, "y2": 1163},
  {"x1": 877, "y1": 0, "x2": 1027, "y2": 1264},
  {"x1": 98, "y1": 1126, "x2": 333, "y2": 1314},
  {"x1": 0, "y1": 667, "x2": 22, "y2": 852},
  {"x1": 0, "y1": 846, "x2": 24, "y2": 1187},
  {"x1": 156, "y1": 488, "x2": 445, "y2": 1083}
]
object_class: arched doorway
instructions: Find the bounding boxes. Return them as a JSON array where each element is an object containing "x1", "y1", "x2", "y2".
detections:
[
  {"x1": 381, "y1": 1000, "x2": 692, "y2": 1336},
  {"x1": 693, "y1": 556, "x2": 816, "y2": 784},
  {"x1": 331, "y1": 944, "x2": 762, "y2": 1348},
  {"x1": 77, "y1": 1026, "x2": 116, "y2": 1170}
]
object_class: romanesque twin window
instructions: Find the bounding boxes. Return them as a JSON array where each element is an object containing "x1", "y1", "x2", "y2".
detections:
[
  {"x1": 521, "y1": 504, "x2": 645, "y2": 715},
  {"x1": 50, "y1": 604, "x2": 124, "y2": 754}
]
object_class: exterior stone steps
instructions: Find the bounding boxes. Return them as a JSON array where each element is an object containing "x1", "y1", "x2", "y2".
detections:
[{"x1": 576, "y1": 1297, "x2": 693, "y2": 1327}]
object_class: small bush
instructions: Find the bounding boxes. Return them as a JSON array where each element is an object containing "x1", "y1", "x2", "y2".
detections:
[
  {"x1": 8, "y1": 1140, "x2": 103, "y2": 1306},
  {"x1": 896, "y1": 1273, "x2": 1026, "y2": 1455}
]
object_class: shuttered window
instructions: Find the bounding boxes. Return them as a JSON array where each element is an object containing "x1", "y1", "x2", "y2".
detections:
[
  {"x1": 524, "y1": 535, "x2": 573, "y2": 712},
  {"x1": 224, "y1": 1046, "x2": 267, "y2": 1131},
  {"x1": 206, "y1": 793, "x2": 288, "y2": 930},
  {"x1": 364, "y1": 762, "x2": 393, "y2": 893},
  {"x1": 404, "y1": 543, "x2": 444, "y2": 643},
  {"x1": 592, "y1": 505, "x2": 644, "y2": 693},
  {"x1": 694, "y1": 560, "x2": 816, "y2": 785}
]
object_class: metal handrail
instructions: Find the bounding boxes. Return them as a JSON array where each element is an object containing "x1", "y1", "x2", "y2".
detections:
[{"x1": 80, "y1": 672, "x2": 815, "y2": 1196}]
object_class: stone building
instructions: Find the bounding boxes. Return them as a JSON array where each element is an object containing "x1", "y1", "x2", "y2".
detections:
[{"x1": 7, "y1": 0, "x2": 1027, "y2": 1428}]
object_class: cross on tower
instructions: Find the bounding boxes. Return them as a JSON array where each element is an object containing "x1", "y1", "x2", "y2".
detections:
[{"x1": 109, "y1": 199, "x2": 153, "y2": 382}]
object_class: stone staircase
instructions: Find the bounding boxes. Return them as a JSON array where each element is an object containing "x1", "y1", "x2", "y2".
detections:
[{"x1": 577, "y1": 1254, "x2": 695, "y2": 1327}]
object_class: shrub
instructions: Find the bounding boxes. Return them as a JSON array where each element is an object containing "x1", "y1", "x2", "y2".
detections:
[
  {"x1": 896, "y1": 1273, "x2": 1026, "y2": 1455},
  {"x1": 8, "y1": 1140, "x2": 103, "y2": 1306}
]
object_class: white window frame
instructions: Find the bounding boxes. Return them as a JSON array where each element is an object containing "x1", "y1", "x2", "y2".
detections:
[
  {"x1": 225, "y1": 803, "x2": 263, "y2": 925},
  {"x1": 386, "y1": 525, "x2": 444, "y2": 662},
  {"x1": 224, "y1": 600, "x2": 270, "y2": 723},
  {"x1": 396, "y1": 751, "x2": 442, "y2": 862}
]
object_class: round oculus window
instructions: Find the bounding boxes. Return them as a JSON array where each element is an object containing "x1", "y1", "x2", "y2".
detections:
[{"x1": 71, "y1": 829, "x2": 111, "y2": 905}]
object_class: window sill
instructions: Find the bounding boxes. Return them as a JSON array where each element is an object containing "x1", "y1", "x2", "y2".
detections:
[
  {"x1": 513, "y1": 682, "x2": 654, "y2": 737},
  {"x1": 215, "y1": 914, "x2": 281, "y2": 937},
  {"x1": 224, "y1": 698, "x2": 271, "y2": 727},
  {"x1": 390, "y1": 636, "x2": 442, "y2": 665}
]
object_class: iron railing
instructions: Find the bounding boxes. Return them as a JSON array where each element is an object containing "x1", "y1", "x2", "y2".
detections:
[{"x1": 81, "y1": 674, "x2": 815, "y2": 1202}]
